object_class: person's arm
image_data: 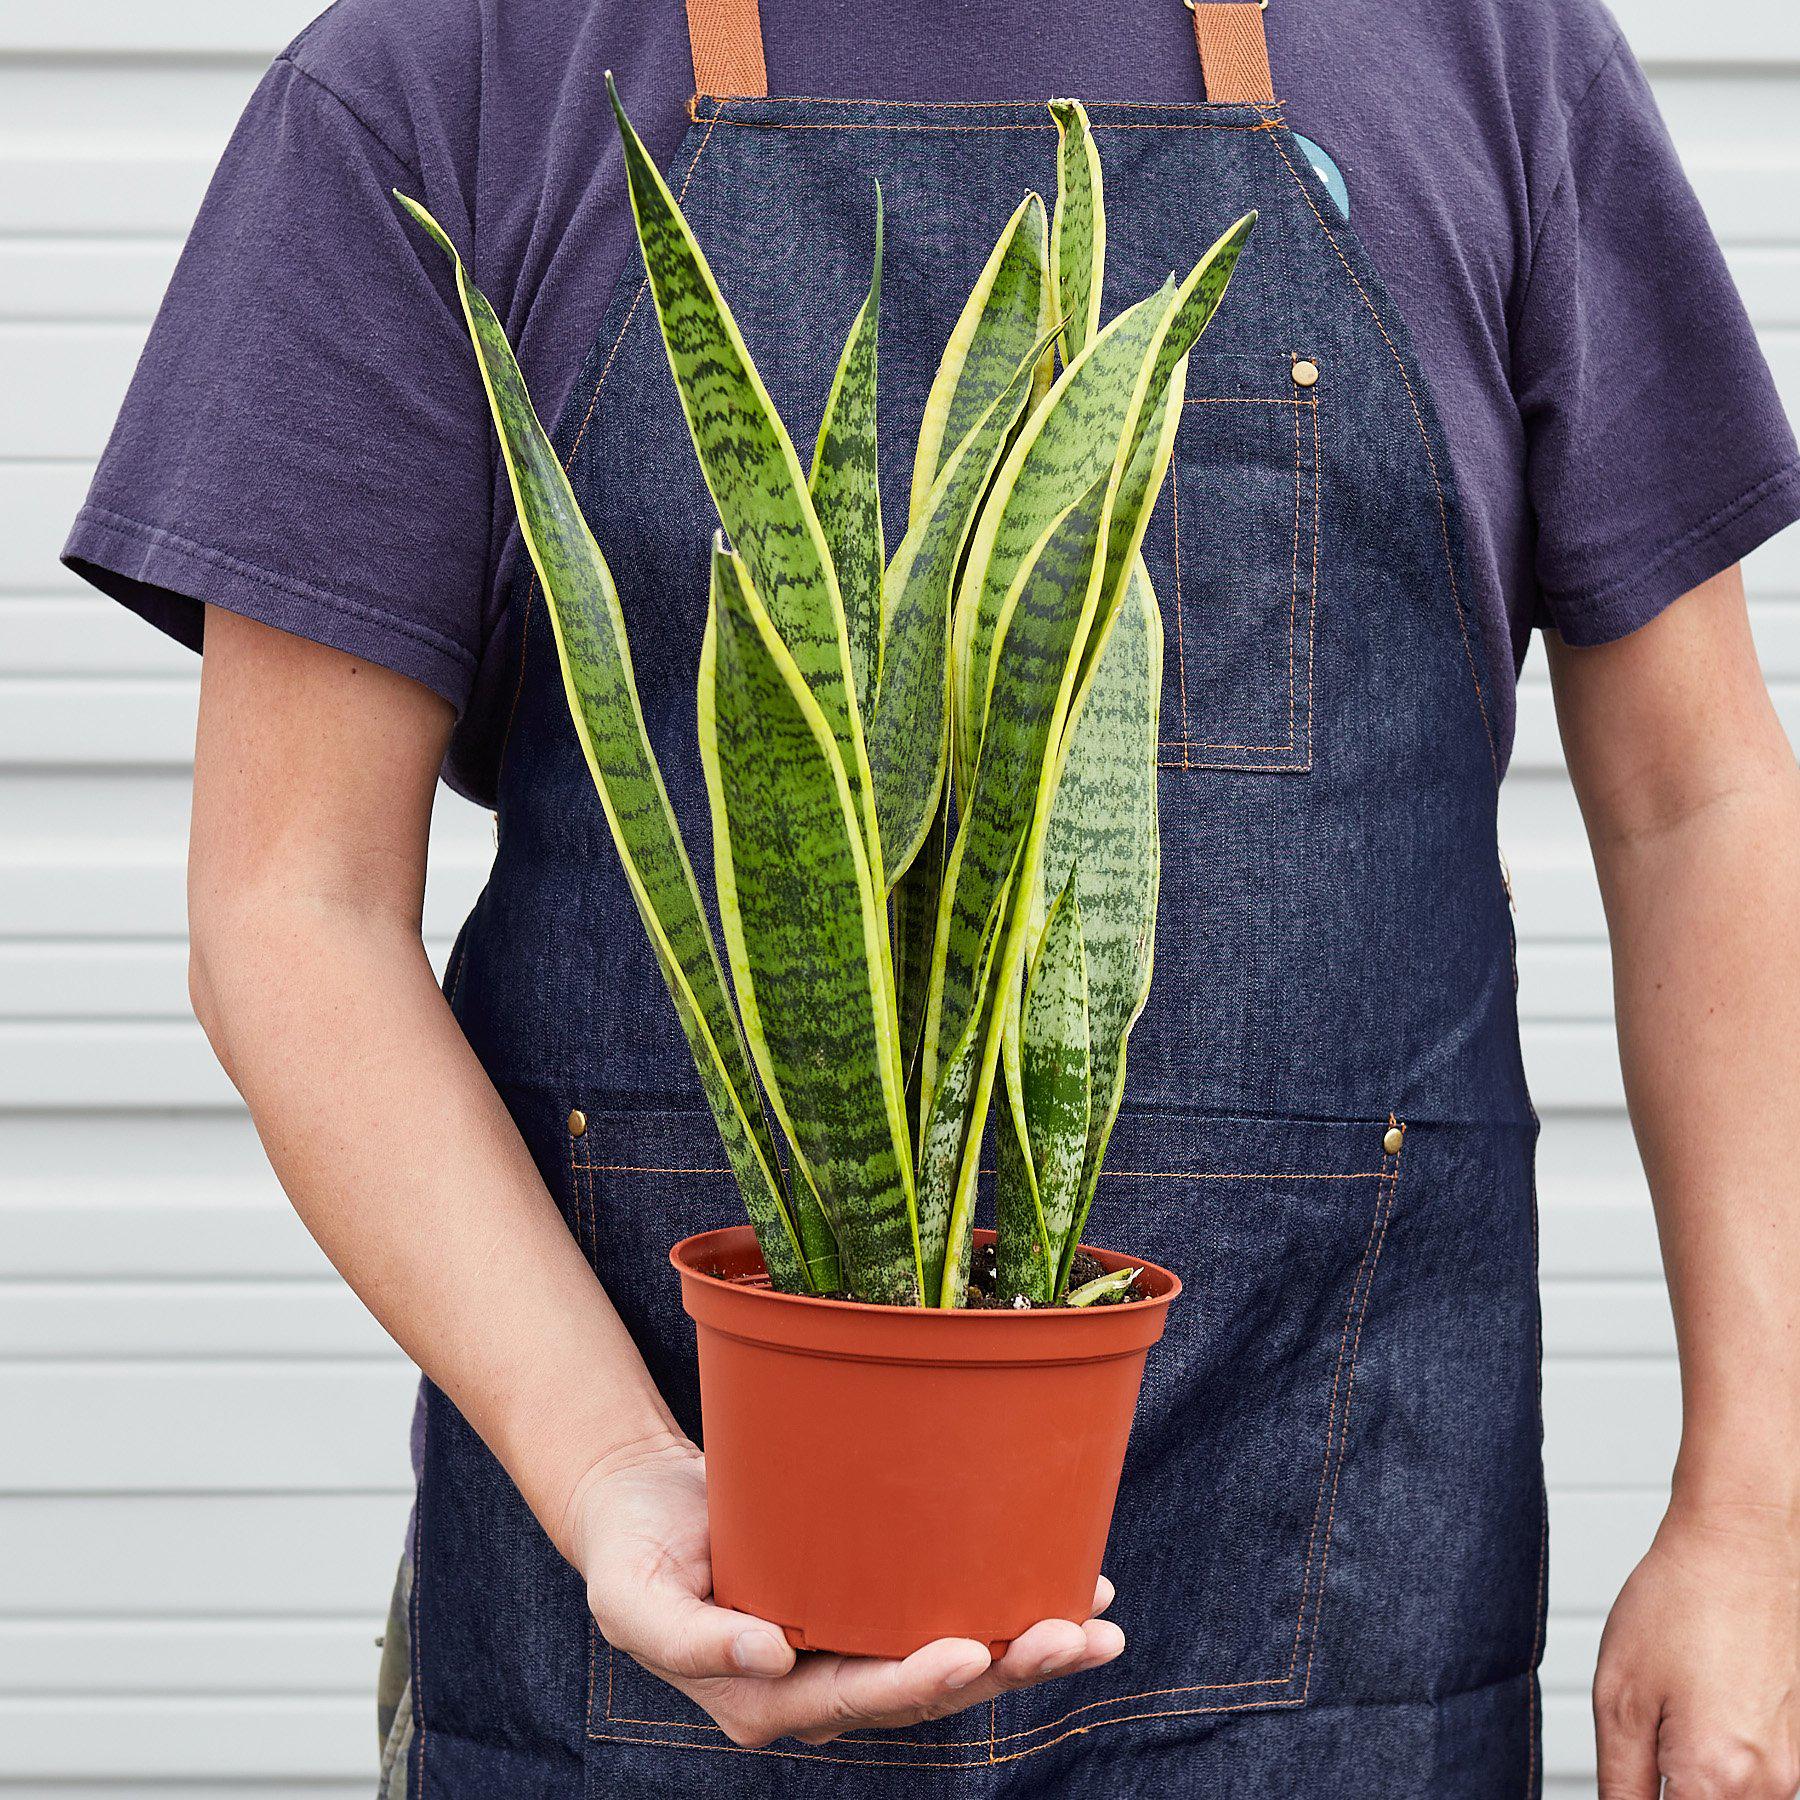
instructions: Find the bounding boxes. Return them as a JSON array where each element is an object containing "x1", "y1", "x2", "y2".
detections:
[
  {"x1": 1547, "y1": 566, "x2": 1800, "y2": 1800},
  {"x1": 188, "y1": 606, "x2": 1123, "y2": 1746}
]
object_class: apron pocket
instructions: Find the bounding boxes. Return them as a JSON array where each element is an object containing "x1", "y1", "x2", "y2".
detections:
[
  {"x1": 1145, "y1": 353, "x2": 1323, "y2": 775},
  {"x1": 585, "y1": 1108, "x2": 1403, "y2": 1768}
]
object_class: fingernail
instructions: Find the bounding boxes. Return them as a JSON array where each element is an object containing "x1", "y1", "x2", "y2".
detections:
[
  {"x1": 944, "y1": 1653, "x2": 988, "y2": 1691},
  {"x1": 733, "y1": 1629, "x2": 789, "y2": 1675}
]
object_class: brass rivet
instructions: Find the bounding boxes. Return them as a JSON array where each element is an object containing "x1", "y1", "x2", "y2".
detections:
[
  {"x1": 1383, "y1": 1126, "x2": 1404, "y2": 1155},
  {"x1": 567, "y1": 1109, "x2": 588, "y2": 1139},
  {"x1": 1291, "y1": 358, "x2": 1321, "y2": 389}
]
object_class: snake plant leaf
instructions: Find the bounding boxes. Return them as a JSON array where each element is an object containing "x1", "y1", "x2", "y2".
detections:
[
  {"x1": 894, "y1": 790, "x2": 951, "y2": 1123},
  {"x1": 914, "y1": 886, "x2": 1010, "y2": 1307},
  {"x1": 909, "y1": 192, "x2": 1052, "y2": 523},
  {"x1": 809, "y1": 185, "x2": 884, "y2": 726},
  {"x1": 392, "y1": 194, "x2": 829, "y2": 1295},
  {"x1": 951, "y1": 283, "x2": 1174, "y2": 796},
  {"x1": 700, "y1": 540, "x2": 921, "y2": 1306},
  {"x1": 925, "y1": 470, "x2": 1112, "y2": 1112},
  {"x1": 869, "y1": 331, "x2": 1047, "y2": 888},
  {"x1": 998, "y1": 866, "x2": 1090, "y2": 1303},
  {"x1": 1049, "y1": 100, "x2": 1105, "y2": 365},
  {"x1": 1041, "y1": 560, "x2": 1163, "y2": 1295},
  {"x1": 609, "y1": 78, "x2": 882, "y2": 884}
]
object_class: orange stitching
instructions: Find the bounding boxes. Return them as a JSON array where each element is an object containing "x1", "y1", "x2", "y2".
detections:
[
  {"x1": 1306, "y1": 394, "x2": 1322, "y2": 766},
  {"x1": 412, "y1": 1391, "x2": 428, "y2": 1791},
  {"x1": 572, "y1": 1162, "x2": 733, "y2": 1175},
  {"x1": 1264, "y1": 129, "x2": 1498, "y2": 783},
  {"x1": 492, "y1": 107, "x2": 724, "y2": 789},
  {"x1": 1163, "y1": 388, "x2": 1320, "y2": 766},
  {"x1": 1170, "y1": 459, "x2": 1191, "y2": 743},
  {"x1": 1291, "y1": 1133, "x2": 1404, "y2": 1706}
]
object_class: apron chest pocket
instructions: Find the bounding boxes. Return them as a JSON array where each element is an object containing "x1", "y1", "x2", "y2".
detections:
[{"x1": 1146, "y1": 354, "x2": 1324, "y2": 775}]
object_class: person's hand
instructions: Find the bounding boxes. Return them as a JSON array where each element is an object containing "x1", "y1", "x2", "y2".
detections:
[
  {"x1": 562, "y1": 1434, "x2": 1125, "y2": 1749},
  {"x1": 1594, "y1": 1499, "x2": 1800, "y2": 1798}
]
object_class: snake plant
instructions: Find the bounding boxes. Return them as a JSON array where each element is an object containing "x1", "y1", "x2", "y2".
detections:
[{"x1": 399, "y1": 87, "x2": 1253, "y2": 1307}]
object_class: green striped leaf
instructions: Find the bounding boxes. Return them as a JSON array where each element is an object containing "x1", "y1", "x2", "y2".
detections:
[
  {"x1": 1049, "y1": 100, "x2": 1105, "y2": 365},
  {"x1": 1066, "y1": 1266, "x2": 1141, "y2": 1307},
  {"x1": 914, "y1": 882, "x2": 1011, "y2": 1307},
  {"x1": 894, "y1": 789, "x2": 950, "y2": 1124},
  {"x1": 609, "y1": 79, "x2": 882, "y2": 884},
  {"x1": 926, "y1": 470, "x2": 1112, "y2": 1111},
  {"x1": 998, "y1": 867, "x2": 1090, "y2": 1304},
  {"x1": 909, "y1": 193, "x2": 1052, "y2": 523},
  {"x1": 809, "y1": 186, "x2": 884, "y2": 726},
  {"x1": 1041, "y1": 560, "x2": 1162, "y2": 1294},
  {"x1": 394, "y1": 194, "x2": 830, "y2": 1295},
  {"x1": 870, "y1": 332, "x2": 1047, "y2": 888},
  {"x1": 700, "y1": 541, "x2": 920, "y2": 1306},
  {"x1": 951, "y1": 284, "x2": 1174, "y2": 796}
]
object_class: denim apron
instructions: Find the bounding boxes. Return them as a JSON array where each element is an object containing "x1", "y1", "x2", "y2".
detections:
[{"x1": 400, "y1": 5, "x2": 1546, "y2": 1794}]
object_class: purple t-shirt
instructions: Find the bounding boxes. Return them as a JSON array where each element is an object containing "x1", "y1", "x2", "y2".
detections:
[{"x1": 65, "y1": 0, "x2": 1800, "y2": 797}]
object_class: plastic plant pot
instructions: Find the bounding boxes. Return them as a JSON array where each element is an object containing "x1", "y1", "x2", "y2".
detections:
[{"x1": 670, "y1": 1225, "x2": 1181, "y2": 1658}]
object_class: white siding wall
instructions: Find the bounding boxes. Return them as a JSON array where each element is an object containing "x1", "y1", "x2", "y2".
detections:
[{"x1": 0, "y1": 2, "x2": 1794, "y2": 1792}]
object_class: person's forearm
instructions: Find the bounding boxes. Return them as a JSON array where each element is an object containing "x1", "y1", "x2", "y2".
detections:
[
  {"x1": 1596, "y1": 761, "x2": 1800, "y2": 1514},
  {"x1": 189, "y1": 886, "x2": 682, "y2": 1556}
]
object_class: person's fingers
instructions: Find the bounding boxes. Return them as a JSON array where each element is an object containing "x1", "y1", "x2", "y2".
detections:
[
  {"x1": 1090, "y1": 1576, "x2": 1116, "y2": 1618},
  {"x1": 1593, "y1": 1672, "x2": 1663, "y2": 1800},
  {"x1": 595, "y1": 1579, "x2": 797, "y2": 1684},
  {"x1": 729, "y1": 1637, "x2": 993, "y2": 1747}
]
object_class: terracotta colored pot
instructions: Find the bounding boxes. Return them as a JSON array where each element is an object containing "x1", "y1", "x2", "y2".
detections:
[{"x1": 670, "y1": 1225, "x2": 1181, "y2": 1659}]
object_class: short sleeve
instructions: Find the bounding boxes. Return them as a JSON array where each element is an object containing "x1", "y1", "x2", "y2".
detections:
[
  {"x1": 62, "y1": 54, "x2": 491, "y2": 709},
  {"x1": 1514, "y1": 38, "x2": 1800, "y2": 645}
]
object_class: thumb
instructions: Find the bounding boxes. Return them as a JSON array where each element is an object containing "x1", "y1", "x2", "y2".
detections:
[
  {"x1": 1595, "y1": 1676, "x2": 1663, "y2": 1800},
  {"x1": 596, "y1": 1575, "x2": 797, "y2": 1683}
]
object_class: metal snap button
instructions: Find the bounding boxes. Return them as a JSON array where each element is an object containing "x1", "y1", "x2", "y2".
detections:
[
  {"x1": 568, "y1": 1109, "x2": 588, "y2": 1138},
  {"x1": 1291, "y1": 358, "x2": 1320, "y2": 389},
  {"x1": 1383, "y1": 1125, "x2": 1404, "y2": 1155}
]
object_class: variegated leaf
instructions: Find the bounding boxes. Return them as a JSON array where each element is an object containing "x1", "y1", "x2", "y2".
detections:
[
  {"x1": 1049, "y1": 99, "x2": 1105, "y2": 365},
  {"x1": 998, "y1": 867, "x2": 1090, "y2": 1303},
  {"x1": 809, "y1": 186, "x2": 884, "y2": 726},
  {"x1": 610, "y1": 79, "x2": 882, "y2": 883},
  {"x1": 915, "y1": 886, "x2": 1010, "y2": 1307},
  {"x1": 1040, "y1": 560, "x2": 1162, "y2": 1294},
  {"x1": 952, "y1": 283, "x2": 1174, "y2": 795},
  {"x1": 909, "y1": 192, "x2": 1052, "y2": 523},
  {"x1": 394, "y1": 195, "x2": 831, "y2": 1294},
  {"x1": 870, "y1": 333, "x2": 1046, "y2": 888},
  {"x1": 700, "y1": 541, "x2": 920, "y2": 1305}
]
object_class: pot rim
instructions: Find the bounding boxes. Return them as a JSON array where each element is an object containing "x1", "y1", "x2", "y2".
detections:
[{"x1": 669, "y1": 1223, "x2": 1182, "y2": 1319}]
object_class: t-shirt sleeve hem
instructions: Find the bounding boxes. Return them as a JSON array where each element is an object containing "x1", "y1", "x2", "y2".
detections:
[
  {"x1": 1545, "y1": 457, "x2": 1800, "y2": 647},
  {"x1": 62, "y1": 503, "x2": 477, "y2": 712}
]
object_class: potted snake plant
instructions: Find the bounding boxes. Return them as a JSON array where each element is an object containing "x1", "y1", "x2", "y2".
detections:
[{"x1": 400, "y1": 85, "x2": 1254, "y2": 1658}]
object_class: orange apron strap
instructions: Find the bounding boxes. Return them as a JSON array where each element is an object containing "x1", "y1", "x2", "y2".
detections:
[
  {"x1": 1188, "y1": 2, "x2": 1278, "y2": 105},
  {"x1": 685, "y1": 0, "x2": 769, "y2": 98}
]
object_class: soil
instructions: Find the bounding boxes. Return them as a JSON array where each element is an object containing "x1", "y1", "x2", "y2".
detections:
[{"x1": 716, "y1": 1244, "x2": 1148, "y2": 1307}]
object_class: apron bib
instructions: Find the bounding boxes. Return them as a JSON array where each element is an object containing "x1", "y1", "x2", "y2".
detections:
[{"x1": 406, "y1": 4, "x2": 1546, "y2": 1792}]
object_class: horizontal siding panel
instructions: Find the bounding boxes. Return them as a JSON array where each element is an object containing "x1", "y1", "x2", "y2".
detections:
[
  {"x1": 0, "y1": 1196, "x2": 335, "y2": 1281},
  {"x1": 0, "y1": 1364, "x2": 418, "y2": 1492},
  {"x1": 3, "y1": 1493, "x2": 407, "y2": 1615},
  {"x1": 0, "y1": 1617, "x2": 381, "y2": 1697},
  {"x1": 0, "y1": 1281, "x2": 396, "y2": 1360},
  {"x1": 0, "y1": 239, "x2": 183, "y2": 325},
  {"x1": 0, "y1": 1696, "x2": 375, "y2": 1782},
  {"x1": 0, "y1": 595, "x2": 197, "y2": 674}
]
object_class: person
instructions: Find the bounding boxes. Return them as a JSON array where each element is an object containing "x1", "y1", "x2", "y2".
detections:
[{"x1": 65, "y1": 0, "x2": 1800, "y2": 1793}]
